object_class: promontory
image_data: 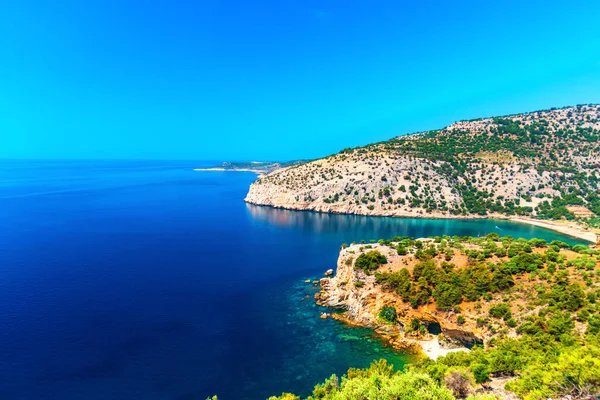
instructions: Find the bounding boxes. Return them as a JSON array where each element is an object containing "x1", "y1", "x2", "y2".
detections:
[{"x1": 245, "y1": 105, "x2": 600, "y2": 241}]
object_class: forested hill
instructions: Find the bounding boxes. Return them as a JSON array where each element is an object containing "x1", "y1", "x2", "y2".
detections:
[{"x1": 245, "y1": 104, "x2": 600, "y2": 225}]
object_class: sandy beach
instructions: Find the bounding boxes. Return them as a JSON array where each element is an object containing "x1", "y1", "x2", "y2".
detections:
[
  {"x1": 509, "y1": 217, "x2": 598, "y2": 243},
  {"x1": 419, "y1": 337, "x2": 469, "y2": 361}
]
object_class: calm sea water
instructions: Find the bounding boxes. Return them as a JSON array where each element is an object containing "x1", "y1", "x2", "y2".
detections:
[{"x1": 0, "y1": 160, "x2": 584, "y2": 400}]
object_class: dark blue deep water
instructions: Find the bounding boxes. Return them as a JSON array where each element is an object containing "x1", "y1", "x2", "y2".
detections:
[{"x1": 0, "y1": 160, "x2": 585, "y2": 400}]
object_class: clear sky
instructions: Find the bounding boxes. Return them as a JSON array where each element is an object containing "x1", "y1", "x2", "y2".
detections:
[{"x1": 2, "y1": 0, "x2": 600, "y2": 161}]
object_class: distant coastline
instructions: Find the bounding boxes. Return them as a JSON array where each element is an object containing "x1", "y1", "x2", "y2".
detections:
[
  {"x1": 193, "y1": 167, "x2": 265, "y2": 175},
  {"x1": 195, "y1": 160, "x2": 305, "y2": 177}
]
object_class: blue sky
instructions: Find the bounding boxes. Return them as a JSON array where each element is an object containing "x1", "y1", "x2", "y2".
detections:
[{"x1": 1, "y1": 0, "x2": 600, "y2": 161}]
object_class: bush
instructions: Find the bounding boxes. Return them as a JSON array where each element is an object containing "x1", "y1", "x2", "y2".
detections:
[
  {"x1": 489, "y1": 303, "x2": 512, "y2": 320},
  {"x1": 269, "y1": 359, "x2": 455, "y2": 400},
  {"x1": 434, "y1": 282, "x2": 463, "y2": 310},
  {"x1": 444, "y1": 367, "x2": 474, "y2": 398},
  {"x1": 379, "y1": 305, "x2": 397, "y2": 323},
  {"x1": 267, "y1": 394, "x2": 300, "y2": 400},
  {"x1": 471, "y1": 363, "x2": 490, "y2": 384},
  {"x1": 410, "y1": 318, "x2": 421, "y2": 332},
  {"x1": 354, "y1": 250, "x2": 387, "y2": 273}
]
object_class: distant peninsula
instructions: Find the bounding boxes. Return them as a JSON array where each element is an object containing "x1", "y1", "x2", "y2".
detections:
[
  {"x1": 245, "y1": 105, "x2": 600, "y2": 243},
  {"x1": 194, "y1": 160, "x2": 306, "y2": 176}
]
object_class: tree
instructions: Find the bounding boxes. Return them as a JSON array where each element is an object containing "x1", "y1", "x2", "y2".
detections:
[
  {"x1": 471, "y1": 363, "x2": 490, "y2": 384},
  {"x1": 354, "y1": 250, "x2": 387, "y2": 274},
  {"x1": 489, "y1": 303, "x2": 511, "y2": 320},
  {"x1": 434, "y1": 282, "x2": 463, "y2": 310},
  {"x1": 379, "y1": 305, "x2": 397, "y2": 323},
  {"x1": 444, "y1": 367, "x2": 474, "y2": 398}
]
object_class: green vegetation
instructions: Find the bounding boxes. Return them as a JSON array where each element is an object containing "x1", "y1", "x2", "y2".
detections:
[
  {"x1": 267, "y1": 359, "x2": 456, "y2": 400},
  {"x1": 488, "y1": 304, "x2": 511, "y2": 320},
  {"x1": 414, "y1": 335, "x2": 600, "y2": 400},
  {"x1": 378, "y1": 305, "x2": 397, "y2": 323},
  {"x1": 373, "y1": 234, "x2": 598, "y2": 316},
  {"x1": 321, "y1": 233, "x2": 599, "y2": 399},
  {"x1": 264, "y1": 351, "x2": 599, "y2": 400},
  {"x1": 354, "y1": 250, "x2": 387, "y2": 274}
]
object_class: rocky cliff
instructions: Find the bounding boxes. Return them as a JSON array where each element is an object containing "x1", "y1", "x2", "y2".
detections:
[
  {"x1": 246, "y1": 105, "x2": 600, "y2": 221},
  {"x1": 316, "y1": 242, "x2": 485, "y2": 356},
  {"x1": 315, "y1": 235, "x2": 598, "y2": 359}
]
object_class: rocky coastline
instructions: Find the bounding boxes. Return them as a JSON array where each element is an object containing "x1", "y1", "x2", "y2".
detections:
[{"x1": 315, "y1": 243, "x2": 478, "y2": 360}]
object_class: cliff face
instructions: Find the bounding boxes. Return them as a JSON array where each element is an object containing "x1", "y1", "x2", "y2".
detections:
[
  {"x1": 316, "y1": 243, "x2": 484, "y2": 350},
  {"x1": 246, "y1": 105, "x2": 600, "y2": 220},
  {"x1": 316, "y1": 235, "x2": 598, "y2": 358},
  {"x1": 245, "y1": 156, "x2": 465, "y2": 218}
]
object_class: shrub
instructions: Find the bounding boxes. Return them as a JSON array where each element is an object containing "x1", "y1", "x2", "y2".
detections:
[
  {"x1": 489, "y1": 303, "x2": 511, "y2": 320},
  {"x1": 434, "y1": 282, "x2": 463, "y2": 310},
  {"x1": 410, "y1": 318, "x2": 421, "y2": 332},
  {"x1": 269, "y1": 359, "x2": 455, "y2": 400},
  {"x1": 444, "y1": 367, "x2": 474, "y2": 398},
  {"x1": 379, "y1": 305, "x2": 397, "y2": 323},
  {"x1": 471, "y1": 363, "x2": 490, "y2": 384},
  {"x1": 354, "y1": 250, "x2": 387, "y2": 274}
]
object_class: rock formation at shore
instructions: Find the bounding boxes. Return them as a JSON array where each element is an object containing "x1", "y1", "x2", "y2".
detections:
[
  {"x1": 314, "y1": 234, "x2": 598, "y2": 359},
  {"x1": 315, "y1": 241, "x2": 482, "y2": 356}
]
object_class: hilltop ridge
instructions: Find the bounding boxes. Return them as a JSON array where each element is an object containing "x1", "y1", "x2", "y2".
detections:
[{"x1": 245, "y1": 105, "x2": 600, "y2": 234}]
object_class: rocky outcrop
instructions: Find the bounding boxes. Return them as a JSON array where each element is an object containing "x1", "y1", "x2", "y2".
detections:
[{"x1": 316, "y1": 243, "x2": 484, "y2": 356}]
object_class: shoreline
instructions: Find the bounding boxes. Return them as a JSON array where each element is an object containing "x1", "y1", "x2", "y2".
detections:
[
  {"x1": 328, "y1": 310, "x2": 469, "y2": 361},
  {"x1": 245, "y1": 202, "x2": 598, "y2": 243},
  {"x1": 508, "y1": 216, "x2": 597, "y2": 243}
]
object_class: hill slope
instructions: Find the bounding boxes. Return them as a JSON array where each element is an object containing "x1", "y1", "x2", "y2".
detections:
[
  {"x1": 270, "y1": 234, "x2": 600, "y2": 400},
  {"x1": 245, "y1": 105, "x2": 600, "y2": 223}
]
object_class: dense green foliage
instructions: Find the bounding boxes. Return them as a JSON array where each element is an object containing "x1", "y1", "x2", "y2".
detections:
[
  {"x1": 378, "y1": 305, "x2": 397, "y2": 323},
  {"x1": 267, "y1": 359, "x2": 457, "y2": 400},
  {"x1": 263, "y1": 336, "x2": 600, "y2": 399},
  {"x1": 373, "y1": 234, "x2": 598, "y2": 317},
  {"x1": 414, "y1": 334, "x2": 600, "y2": 399},
  {"x1": 346, "y1": 234, "x2": 600, "y2": 399},
  {"x1": 354, "y1": 250, "x2": 387, "y2": 274}
]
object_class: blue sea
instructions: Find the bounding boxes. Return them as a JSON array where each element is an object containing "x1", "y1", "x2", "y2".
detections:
[{"x1": 0, "y1": 160, "x2": 585, "y2": 400}]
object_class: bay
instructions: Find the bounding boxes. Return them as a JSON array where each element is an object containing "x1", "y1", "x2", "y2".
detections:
[{"x1": 0, "y1": 160, "x2": 584, "y2": 399}]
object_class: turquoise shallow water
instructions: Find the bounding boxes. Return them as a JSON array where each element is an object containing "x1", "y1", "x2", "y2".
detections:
[
  {"x1": 0, "y1": 160, "x2": 585, "y2": 400},
  {"x1": 233, "y1": 278, "x2": 412, "y2": 397}
]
